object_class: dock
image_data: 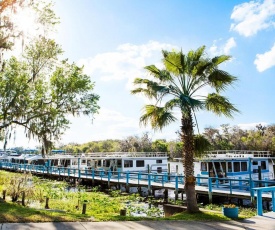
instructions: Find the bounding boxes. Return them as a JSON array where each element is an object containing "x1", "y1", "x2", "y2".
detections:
[{"x1": 1, "y1": 162, "x2": 275, "y2": 215}]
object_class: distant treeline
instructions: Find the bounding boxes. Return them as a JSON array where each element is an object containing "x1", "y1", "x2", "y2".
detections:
[
  {"x1": 60, "y1": 124, "x2": 275, "y2": 158},
  {"x1": 61, "y1": 133, "x2": 183, "y2": 159}
]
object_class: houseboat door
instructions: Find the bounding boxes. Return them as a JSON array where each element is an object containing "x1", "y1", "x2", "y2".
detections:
[{"x1": 209, "y1": 161, "x2": 226, "y2": 178}]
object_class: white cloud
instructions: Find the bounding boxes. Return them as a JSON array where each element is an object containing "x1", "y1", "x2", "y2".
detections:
[
  {"x1": 237, "y1": 122, "x2": 268, "y2": 130},
  {"x1": 78, "y1": 41, "x2": 178, "y2": 104},
  {"x1": 230, "y1": 0, "x2": 275, "y2": 37},
  {"x1": 254, "y1": 43, "x2": 275, "y2": 71},
  {"x1": 209, "y1": 37, "x2": 236, "y2": 56},
  {"x1": 78, "y1": 40, "x2": 177, "y2": 83},
  {"x1": 224, "y1": 37, "x2": 237, "y2": 54}
]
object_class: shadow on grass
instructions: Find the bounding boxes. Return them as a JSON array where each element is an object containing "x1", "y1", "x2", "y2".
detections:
[
  {"x1": 102, "y1": 210, "x2": 232, "y2": 222},
  {"x1": 0, "y1": 201, "x2": 90, "y2": 223}
]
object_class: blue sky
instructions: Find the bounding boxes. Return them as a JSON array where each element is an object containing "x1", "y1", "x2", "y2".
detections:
[{"x1": 5, "y1": 0, "x2": 275, "y2": 148}]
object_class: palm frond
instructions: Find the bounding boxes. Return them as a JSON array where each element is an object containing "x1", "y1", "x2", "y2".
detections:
[
  {"x1": 208, "y1": 70, "x2": 237, "y2": 92},
  {"x1": 194, "y1": 134, "x2": 211, "y2": 157},
  {"x1": 164, "y1": 98, "x2": 181, "y2": 110},
  {"x1": 163, "y1": 51, "x2": 183, "y2": 76},
  {"x1": 131, "y1": 78, "x2": 169, "y2": 99},
  {"x1": 186, "y1": 46, "x2": 206, "y2": 77},
  {"x1": 179, "y1": 94, "x2": 204, "y2": 111},
  {"x1": 140, "y1": 105, "x2": 177, "y2": 131},
  {"x1": 205, "y1": 93, "x2": 239, "y2": 118},
  {"x1": 211, "y1": 55, "x2": 231, "y2": 66},
  {"x1": 162, "y1": 50, "x2": 169, "y2": 58},
  {"x1": 144, "y1": 65, "x2": 172, "y2": 82},
  {"x1": 190, "y1": 46, "x2": 206, "y2": 62}
]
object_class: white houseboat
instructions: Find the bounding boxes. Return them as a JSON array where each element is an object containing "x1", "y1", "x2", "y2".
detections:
[
  {"x1": 195, "y1": 150, "x2": 275, "y2": 180},
  {"x1": 5, "y1": 152, "x2": 169, "y2": 174}
]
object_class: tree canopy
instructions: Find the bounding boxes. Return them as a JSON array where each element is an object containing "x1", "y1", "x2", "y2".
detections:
[{"x1": 0, "y1": 0, "x2": 100, "y2": 156}]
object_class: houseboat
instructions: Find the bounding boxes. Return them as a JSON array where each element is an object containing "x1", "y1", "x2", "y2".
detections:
[
  {"x1": 195, "y1": 150, "x2": 275, "y2": 180},
  {"x1": 3, "y1": 152, "x2": 169, "y2": 174}
]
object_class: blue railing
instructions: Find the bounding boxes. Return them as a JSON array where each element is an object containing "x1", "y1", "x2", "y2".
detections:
[
  {"x1": 1, "y1": 162, "x2": 275, "y2": 196},
  {"x1": 253, "y1": 186, "x2": 275, "y2": 216}
]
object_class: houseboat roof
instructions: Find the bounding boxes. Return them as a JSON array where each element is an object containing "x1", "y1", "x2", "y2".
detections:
[
  {"x1": 201, "y1": 150, "x2": 273, "y2": 160},
  {"x1": 85, "y1": 152, "x2": 168, "y2": 158},
  {"x1": 10, "y1": 152, "x2": 168, "y2": 161}
]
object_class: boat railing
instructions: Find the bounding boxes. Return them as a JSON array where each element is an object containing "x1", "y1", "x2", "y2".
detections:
[
  {"x1": 200, "y1": 150, "x2": 271, "y2": 159},
  {"x1": 84, "y1": 152, "x2": 168, "y2": 158}
]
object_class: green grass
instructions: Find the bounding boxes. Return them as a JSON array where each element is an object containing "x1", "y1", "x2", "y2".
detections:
[
  {"x1": 0, "y1": 170, "x2": 257, "y2": 223},
  {"x1": 201, "y1": 204, "x2": 257, "y2": 219},
  {"x1": 0, "y1": 200, "x2": 257, "y2": 223},
  {"x1": 0, "y1": 201, "x2": 90, "y2": 223}
]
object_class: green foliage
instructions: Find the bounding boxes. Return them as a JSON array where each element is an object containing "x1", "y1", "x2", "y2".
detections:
[
  {"x1": 203, "y1": 123, "x2": 275, "y2": 152},
  {"x1": 35, "y1": 179, "x2": 67, "y2": 200},
  {"x1": 4, "y1": 172, "x2": 34, "y2": 202},
  {"x1": 152, "y1": 139, "x2": 168, "y2": 152},
  {"x1": 0, "y1": 1, "x2": 99, "y2": 155},
  {"x1": 194, "y1": 134, "x2": 211, "y2": 157},
  {"x1": 109, "y1": 190, "x2": 121, "y2": 197}
]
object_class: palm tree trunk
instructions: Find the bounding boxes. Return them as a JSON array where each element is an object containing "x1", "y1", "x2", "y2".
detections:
[{"x1": 181, "y1": 111, "x2": 199, "y2": 213}]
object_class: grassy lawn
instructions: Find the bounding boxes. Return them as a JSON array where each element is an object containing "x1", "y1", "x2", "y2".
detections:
[
  {"x1": 0, "y1": 200, "x2": 255, "y2": 223},
  {"x1": 0, "y1": 170, "x2": 257, "y2": 223}
]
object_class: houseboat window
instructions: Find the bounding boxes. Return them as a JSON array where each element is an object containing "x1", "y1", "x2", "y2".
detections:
[
  {"x1": 241, "y1": 162, "x2": 247, "y2": 171},
  {"x1": 106, "y1": 160, "x2": 111, "y2": 167},
  {"x1": 117, "y1": 160, "x2": 122, "y2": 167},
  {"x1": 136, "y1": 160, "x2": 145, "y2": 167},
  {"x1": 234, "y1": 162, "x2": 240, "y2": 172},
  {"x1": 156, "y1": 160, "x2": 162, "y2": 163},
  {"x1": 81, "y1": 160, "x2": 86, "y2": 164},
  {"x1": 252, "y1": 161, "x2": 258, "y2": 165},
  {"x1": 261, "y1": 161, "x2": 267, "y2": 170},
  {"x1": 157, "y1": 167, "x2": 162, "y2": 173},
  {"x1": 227, "y1": 162, "x2": 232, "y2": 172},
  {"x1": 201, "y1": 162, "x2": 207, "y2": 171},
  {"x1": 124, "y1": 160, "x2": 133, "y2": 168},
  {"x1": 98, "y1": 160, "x2": 102, "y2": 166},
  {"x1": 72, "y1": 160, "x2": 77, "y2": 165}
]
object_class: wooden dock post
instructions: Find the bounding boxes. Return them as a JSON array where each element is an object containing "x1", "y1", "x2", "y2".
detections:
[
  {"x1": 2, "y1": 190, "x2": 6, "y2": 200},
  {"x1": 208, "y1": 192, "x2": 212, "y2": 204},
  {"x1": 82, "y1": 200, "x2": 87, "y2": 214},
  {"x1": 175, "y1": 190, "x2": 178, "y2": 200},
  {"x1": 152, "y1": 188, "x2": 156, "y2": 198},
  {"x1": 22, "y1": 191, "x2": 25, "y2": 206},
  {"x1": 164, "y1": 189, "x2": 168, "y2": 203},
  {"x1": 138, "y1": 186, "x2": 142, "y2": 196},
  {"x1": 126, "y1": 184, "x2": 130, "y2": 193}
]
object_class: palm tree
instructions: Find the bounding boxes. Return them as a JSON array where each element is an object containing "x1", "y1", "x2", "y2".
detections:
[{"x1": 131, "y1": 46, "x2": 239, "y2": 212}]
